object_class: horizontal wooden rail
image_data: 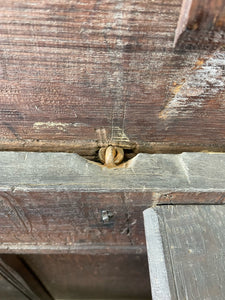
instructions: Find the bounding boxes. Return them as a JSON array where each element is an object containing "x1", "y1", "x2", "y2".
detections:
[{"x1": 0, "y1": 152, "x2": 225, "y2": 253}]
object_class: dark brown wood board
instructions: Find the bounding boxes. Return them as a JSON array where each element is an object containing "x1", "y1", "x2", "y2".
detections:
[
  {"x1": 0, "y1": 0, "x2": 225, "y2": 155},
  {"x1": 144, "y1": 205, "x2": 225, "y2": 300}
]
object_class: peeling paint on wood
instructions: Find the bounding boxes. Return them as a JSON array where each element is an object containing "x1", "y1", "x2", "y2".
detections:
[{"x1": 33, "y1": 122, "x2": 89, "y2": 131}]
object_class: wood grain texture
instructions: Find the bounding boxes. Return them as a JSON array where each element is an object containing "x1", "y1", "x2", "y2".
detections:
[
  {"x1": 1, "y1": 151, "x2": 225, "y2": 192},
  {"x1": 144, "y1": 205, "x2": 225, "y2": 300},
  {"x1": 1, "y1": 152, "x2": 225, "y2": 252},
  {"x1": 0, "y1": 0, "x2": 225, "y2": 154},
  {"x1": 175, "y1": 0, "x2": 225, "y2": 49},
  {"x1": 0, "y1": 190, "x2": 148, "y2": 253}
]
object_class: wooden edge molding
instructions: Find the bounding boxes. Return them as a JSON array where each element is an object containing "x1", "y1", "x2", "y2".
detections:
[
  {"x1": 144, "y1": 205, "x2": 225, "y2": 299},
  {"x1": 2, "y1": 138, "x2": 225, "y2": 158},
  {"x1": 143, "y1": 208, "x2": 171, "y2": 300}
]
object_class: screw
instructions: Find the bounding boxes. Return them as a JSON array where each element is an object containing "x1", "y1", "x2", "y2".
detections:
[
  {"x1": 101, "y1": 210, "x2": 114, "y2": 223},
  {"x1": 99, "y1": 146, "x2": 124, "y2": 167}
]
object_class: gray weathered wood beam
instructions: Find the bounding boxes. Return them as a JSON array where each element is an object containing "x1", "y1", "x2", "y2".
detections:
[
  {"x1": 144, "y1": 205, "x2": 225, "y2": 300},
  {"x1": 1, "y1": 151, "x2": 225, "y2": 192},
  {"x1": 1, "y1": 152, "x2": 225, "y2": 253}
]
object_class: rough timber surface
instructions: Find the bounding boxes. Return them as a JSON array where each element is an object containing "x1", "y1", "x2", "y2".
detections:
[
  {"x1": 175, "y1": 0, "x2": 225, "y2": 49},
  {"x1": 2, "y1": 151, "x2": 225, "y2": 192},
  {"x1": 0, "y1": 0, "x2": 225, "y2": 154},
  {"x1": 1, "y1": 151, "x2": 225, "y2": 253},
  {"x1": 144, "y1": 205, "x2": 225, "y2": 300}
]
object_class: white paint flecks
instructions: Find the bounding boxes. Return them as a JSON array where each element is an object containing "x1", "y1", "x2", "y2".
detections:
[
  {"x1": 33, "y1": 122, "x2": 88, "y2": 131},
  {"x1": 160, "y1": 51, "x2": 225, "y2": 119}
]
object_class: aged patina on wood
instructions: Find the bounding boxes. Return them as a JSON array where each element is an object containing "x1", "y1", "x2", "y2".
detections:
[
  {"x1": 175, "y1": 0, "x2": 225, "y2": 49},
  {"x1": 0, "y1": 0, "x2": 225, "y2": 299},
  {"x1": 1, "y1": 151, "x2": 225, "y2": 299},
  {"x1": 0, "y1": 0, "x2": 225, "y2": 157},
  {"x1": 1, "y1": 151, "x2": 225, "y2": 253},
  {"x1": 144, "y1": 205, "x2": 225, "y2": 300}
]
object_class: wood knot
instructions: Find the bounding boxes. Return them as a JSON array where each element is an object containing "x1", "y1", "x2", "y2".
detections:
[{"x1": 99, "y1": 146, "x2": 124, "y2": 167}]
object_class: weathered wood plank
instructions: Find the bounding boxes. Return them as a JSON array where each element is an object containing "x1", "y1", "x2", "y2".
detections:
[
  {"x1": 0, "y1": 190, "x2": 148, "y2": 253},
  {"x1": 1, "y1": 152, "x2": 225, "y2": 253},
  {"x1": 0, "y1": 1, "x2": 225, "y2": 153},
  {"x1": 174, "y1": 0, "x2": 225, "y2": 49},
  {"x1": 144, "y1": 205, "x2": 225, "y2": 300},
  {"x1": 144, "y1": 208, "x2": 171, "y2": 300},
  {"x1": 4, "y1": 139, "x2": 225, "y2": 158},
  {"x1": 0, "y1": 0, "x2": 180, "y2": 148},
  {"x1": 1, "y1": 151, "x2": 225, "y2": 192}
]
